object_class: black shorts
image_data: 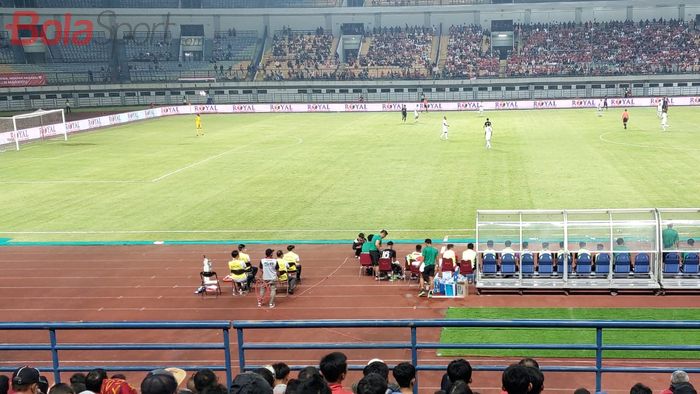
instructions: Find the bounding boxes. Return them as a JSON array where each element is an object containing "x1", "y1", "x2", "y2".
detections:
[
  {"x1": 369, "y1": 250, "x2": 380, "y2": 266},
  {"x1": 422, "y1": 264, "x2": 435, "y2": 281}
]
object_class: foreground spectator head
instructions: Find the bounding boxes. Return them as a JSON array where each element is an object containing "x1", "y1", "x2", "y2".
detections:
[
  {"x1": 630, "y1": 383, "x2": 652, "y2": 394},
  {"x1": 502, "y1": 364, "x2": 530, "y2": 394},
  {"x1": 285, "y1": 379, "x2": 301, "y2": 394},
  {"x1": 295, "y1": 374, "x2": 330, "y2": 394},
  {"x1": 193, "y1": 369, "x2": 218, "y2": 392},
  {"x1": 38, "y1": 376, "x2": 49, "y2": 394},
  {"x1": 69, "y1": 373, "x2": 86, "y2": 394},
  {"x1": 110, "y1": 375, "x2": 127, "y2": 381},
  {"x1": 297, "y1": 367, "x2": 320, "y2": 382},
  {"x1": 574, "y1": 389, "x2": 591, "y2": 394},
  {"x1": 252, "y1": 369, "x2": 274, "y2": 388},
  {"x1": 448, "y1": 380, "x2": 473, "y2": 394},
  {"x1": 672, "y1": 371, "x2": 690, "y2": 385},
  {"x1": 319, "y1": 352, "x2": 347, "y2": 384},
  {"x1": 526, "y1": 367, "x2": 544, "y2": 394},
  {"x1": 85, "y1": 369, "x2": 107, "y2": 393},
  {"x1": 271, "y1": 363, "x2": 290, "y2": 393},
  {"x1": 142, "y1": 371, "x2": 178, "y2": 394},
  {"x1": 363, "y1": 361, "x2": 389, "y2": 381},
  {"x1": 230, "y1": 372, "x2": 272, "y2": 394},
  {"x1": 1, "y1": 375, "x2": 9, "y2": 394},
  {"x1": 12, "y1": 366, "x2": 41, "y2": 394},
  {"x1": 392, "y1": 362, "x2": 415, "y2": 390},
  {"x1": 48, "y1": 384, "x2": 75, "y2": 394},
  {"x1": 356, "y1": 373, "x2": 387, "y2": 394},
  {"x1": 199, "y1": 384, "x2": 227, "y2": 394},
  {"x1": 518, "y1": 358, "x2": 540, "y2": 370},
  {"x1": 447, "y1": 359, "x2": 472, "y2": 384}
]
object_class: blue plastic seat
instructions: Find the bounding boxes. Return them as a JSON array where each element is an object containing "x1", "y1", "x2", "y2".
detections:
[
  {"x1": 663, "y1": 253, "x2": 680, "y2": 274},
  {"x1": 482, "y1": 254, "x2": 497, "y2": 275},
  {"x1": 595, "y1": 253, "x2": 611, "y2": 275},
  {"x1": 521, "y1": 254, "x2": 535, "y2": 275},
  {"x1": 614, "y1": 253, "x2": 631, "y2": 274},
  {"x1": 634, "y1": 253, "x2": 650, "y2": 274},
  {"x1": 683, "y1": 253, "x2": 699, "y2": 274},
  {"x1": 501, "y1": 254, "x2": 516, "y2": 275},
  {"x1": 575, "y1": 253, "x2": 592, "y2": 274},
  {"x1": 538, "y1": 254, "x2": 553, "y2": 275},
  {"x1": 556, "y1": 253, "x2": 571, "y2": 274}
]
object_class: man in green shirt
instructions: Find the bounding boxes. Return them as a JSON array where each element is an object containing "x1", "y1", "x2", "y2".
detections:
[
  {"x1": 662, "y1": 223, "x2": 679, "y2": 250},
  {"x1": 419, "y1": 238, "x2": 438, "y2": 297}
]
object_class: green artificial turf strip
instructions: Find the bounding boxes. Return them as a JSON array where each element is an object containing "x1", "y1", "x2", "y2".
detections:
[
  {"x1": 1, "y1": 107, "x2": 700, "y2": 242},
  {"x1": 439, "y1": 307, "x2": 700, "y2": 359}
]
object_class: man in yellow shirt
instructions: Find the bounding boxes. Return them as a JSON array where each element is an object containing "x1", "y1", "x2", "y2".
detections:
[
  {"x1": 283, "y1": 245, "x2": 301, "y2": 294},
  {"x1": 228, "y1": 250, "x2": 247, "y2": 295},
  {"x1": 238, "y1": 244, "x2": 256, "y2": 292},
  {"x1": 195, "y1": 114, "x2": 204, "y2": 136}
]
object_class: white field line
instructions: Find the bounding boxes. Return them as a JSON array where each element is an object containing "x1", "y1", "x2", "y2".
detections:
[
  {"x1": 0, "y1": 180, "x2": 147, "y2": 184},
  {"x1": 0, "y1": 228, "x2": 475, "y2": 235},
  {"x1": 150, "y1": 136, "x2": 304, "y2": 183}
]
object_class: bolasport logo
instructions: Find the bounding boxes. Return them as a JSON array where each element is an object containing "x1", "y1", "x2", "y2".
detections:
[{"x1": 4, "y1": 10, "x2": 175, "y2": 46}]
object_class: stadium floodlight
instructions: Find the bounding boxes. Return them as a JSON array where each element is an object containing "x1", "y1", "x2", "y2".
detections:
[{"x1": 0, "y1": 108, "x2": 66, "y2": 151}]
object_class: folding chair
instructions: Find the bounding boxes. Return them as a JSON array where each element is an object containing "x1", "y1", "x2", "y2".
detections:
[
  {"x1": 359, "y1": 253, "x2": 373, "y2": 276},
  {"x1": 199, "y1": 271, "x2": 221, "y2": 297},
  {"x1": 440, "y1": 258, "x2": 455, "y2": 277},
  {"x1": 377, "y1": 258, "x2": 393, "y2": 279},
  {"x1": 459, "y1": 260, "x2": 475, "y2": 283},
  {"x1": 407, "y1": 263, "x2": 421, "y2": 287}
]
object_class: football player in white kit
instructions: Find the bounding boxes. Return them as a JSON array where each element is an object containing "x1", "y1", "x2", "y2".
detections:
[
  {"x1": 440, "y1": 116, "x2": 449, "y2": 140},
  {"x1": 414, "y1": 105, "x2": 420, "y2": 123},
  {"x1": 657, "y1": 100, "x2": 663, "y2": 119},
  {"x1": 484, "y1": 118, "x2": 493, "y2": 149},
  {"x1": 661, "y1": 111, "x2": 669, "y2": 131}
]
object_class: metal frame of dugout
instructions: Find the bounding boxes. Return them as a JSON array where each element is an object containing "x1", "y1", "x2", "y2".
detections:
[
  {"x1": 657, "y1": 209, "x2": 700, "y2": 291},
  {"x1": 473, "y1": 209, "x2": 692, "y2": 294}
]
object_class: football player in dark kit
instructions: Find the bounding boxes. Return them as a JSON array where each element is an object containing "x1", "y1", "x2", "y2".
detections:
[{"x1": 401, "y1": 105, "x2": 407, "y2": 122}]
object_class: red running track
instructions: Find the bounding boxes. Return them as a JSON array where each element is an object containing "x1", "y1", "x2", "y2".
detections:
[{"x1": 0, "y1": 244, "x2": 697, "y2": 394}]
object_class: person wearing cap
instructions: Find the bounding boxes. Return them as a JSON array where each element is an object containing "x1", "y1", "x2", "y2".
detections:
[
  {"x1": 12, "y1": 366, "x2": 41, "y2": 394},
  {"x1": 258, "y1": 249, "x2": 280, "y2": 308},
  {"x1": 229, "y1": 373, "x2": 272, "y2": 394}
]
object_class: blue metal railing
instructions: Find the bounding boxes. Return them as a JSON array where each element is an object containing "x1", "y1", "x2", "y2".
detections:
[
  {"x1": 0, "y1": 321, "x2": 233, "y2": 386},
  {"x1": 3, "y1": 320, "x2": 700, "y2": 393},
  {"x1": 232, "y1": 319, "x2": 700, "y2": 393}
]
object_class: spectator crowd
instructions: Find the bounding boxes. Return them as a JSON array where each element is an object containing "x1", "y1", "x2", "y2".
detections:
[{"x1": 2, "y1": 356, "x2": 695, "y2": 394}]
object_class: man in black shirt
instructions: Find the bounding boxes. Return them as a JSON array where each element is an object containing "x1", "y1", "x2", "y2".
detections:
[{"x1": 401, "y1": 105, "x2": 407, "y2": 123}]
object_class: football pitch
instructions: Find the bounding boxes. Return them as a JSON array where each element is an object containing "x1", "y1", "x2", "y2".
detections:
[{"x1": 1, "y1": 107, "x2": 699, "y2": 243}]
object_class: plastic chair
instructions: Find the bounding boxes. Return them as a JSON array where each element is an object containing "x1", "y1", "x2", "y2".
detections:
[
  {"x1": 538, "y1": 254, "x2": 553, "y2": 276},
  {"x1": 377, "y1": 258, "x2": 393, "y2": 278},
  {"x1": 595, "y1": 254, "x2": 611, "y2": 276},
  {"x1": 359, "y1": 253, "x2": 373, "y2": 276},
  {"x1": 663, "y1": 253, "x2": 680, "y2": 274},
  {"x1": 199, "y1": 271, "x2": 221, "y2": 297},
  {"x1": 634, "y1": 253, "x2": 650, "y2": 274},
  {"x1": 575, "y1": 253, "x2": 592, "y2": 275},
  {"x1": 501, "y1": 254, "x2": 516, "y2": 275},
  {"x1": 482, "y1": 254, "x2": 497, "y2": 275},
  {"x1": 683, "y1": 253, "x2": 699, "y2": 274},
  {"x1": 521, "y1": 254, "x2": 535, "y2": 276}
]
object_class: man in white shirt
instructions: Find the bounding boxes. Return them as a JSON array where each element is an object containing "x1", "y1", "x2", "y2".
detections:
[
  {"x1": 414, "y1": 106, "x2": 420, "y2": 123},
  {"x1": 440, "y1": 243, "x2": 457, "y2": 278},
  {"x1": 661, "y1": 111, "x2": 669, "y2": 131},
  {"x1": 484, "y1": 118, "x2": 493, "y2": 149},
  {"x1": 462, "y1": 243, "x2": 477, "y2": 268},
  {"x1": 258, "y1": 248, "x2": 279, "y2": 308},
  {"x1": 440, "y1": 116, "x2": 449, "y2": 140},
  {"x1": 657, "y1": 101, "x2": 663, "y2": 119},
  {"x1": 575, "y1": 241, "x2": 590, "y2": 271}
]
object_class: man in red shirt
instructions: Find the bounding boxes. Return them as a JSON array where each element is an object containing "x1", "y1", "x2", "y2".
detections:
[
  {"x1": 319, "y1": 352, "x2": 353, "y2": 394},
  {"x1": 622, "y1": 109, "x2": 630, "y2": 130}
]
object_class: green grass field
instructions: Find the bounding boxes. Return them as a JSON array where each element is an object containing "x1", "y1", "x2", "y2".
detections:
[
  {"x1": 439, "y1": 308, "x2": 700, "y2": 359},
  {"x1": 1, "y1": 107, "x2": 700, "y2": 242}
]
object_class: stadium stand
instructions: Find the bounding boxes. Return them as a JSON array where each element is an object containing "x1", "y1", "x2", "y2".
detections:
[
  {"x1": 259, "y1": 27, "x2": 338, "y2": 81},
  {"x1": 442, "y1": 24, "x2": 499, "y2": 79},
  {"x1": 212, "y1": 30, "x2": 258, "y2": 62},
  {"x1": 508, "y1": 20, "x2": 700, "y2": 77},
  {"x1": 359, "y1": 26, "x2": 436, "y2": 79}
]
